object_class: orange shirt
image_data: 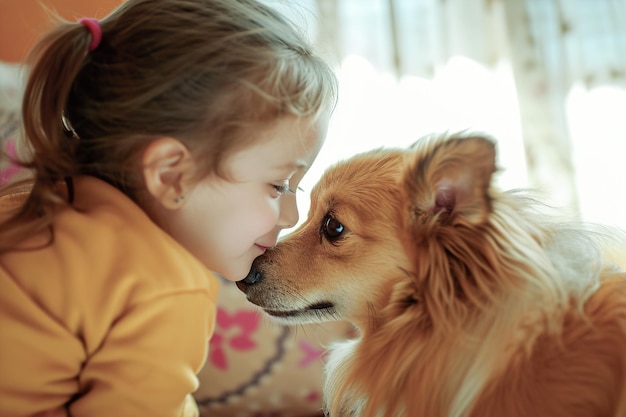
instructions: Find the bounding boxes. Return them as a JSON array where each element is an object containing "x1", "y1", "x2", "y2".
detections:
[{"x1": 0, "y1": 177, "x2": 219, "y2": 417}]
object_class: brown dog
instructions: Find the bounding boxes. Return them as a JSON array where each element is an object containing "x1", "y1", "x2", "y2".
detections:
[{"x1": 237, "y1": 133, "x2": 626, "y2": 417}]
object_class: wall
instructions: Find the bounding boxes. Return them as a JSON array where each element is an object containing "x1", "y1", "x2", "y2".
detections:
[{"x1": 0, "y1": 0, "x2": 123, "y2": 62}]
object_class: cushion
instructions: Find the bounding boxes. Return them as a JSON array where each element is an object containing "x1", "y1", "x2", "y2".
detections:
[
  {"x1": 0, "y1": 62, "x2": 25, "y2": 184},
  {"x1": 195, "y1": 276, "x2": 353, "y2": 417}
]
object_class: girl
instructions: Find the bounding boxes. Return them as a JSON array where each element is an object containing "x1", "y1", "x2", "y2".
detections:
[{"x1": 0, "y1": 0, "x2": 337, "y2": 416}]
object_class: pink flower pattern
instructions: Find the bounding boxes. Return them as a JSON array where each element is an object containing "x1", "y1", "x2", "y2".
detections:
[
  {"x1": 209, "y1": 308, "x2": 260, "y2": 370},
  {"x1": 298, "y1": 341, "x2": 326, "y2": 367},
  {"x1": 0, "y1": 140, "x2": 21, "y2": 184}
]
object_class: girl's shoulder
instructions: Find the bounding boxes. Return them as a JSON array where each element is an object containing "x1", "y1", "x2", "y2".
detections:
[
  {"x1": 0, "y1": 176, "x2": 218, "y2": 341},
  {"x1": 2, "y1": 176, "x2": 215, "y2": 294},
  {"x1": 65, "y1": 177, "x2": 212, "y2": 290}
]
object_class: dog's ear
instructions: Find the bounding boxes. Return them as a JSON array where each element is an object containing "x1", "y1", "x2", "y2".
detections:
[{"x1": 405, "y1": 135, "x2": 497, "y2": 225}]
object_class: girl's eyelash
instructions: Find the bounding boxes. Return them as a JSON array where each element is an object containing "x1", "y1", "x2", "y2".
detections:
[{"x1": 273, "y1": 184, "x2": 296, "y2": 195}]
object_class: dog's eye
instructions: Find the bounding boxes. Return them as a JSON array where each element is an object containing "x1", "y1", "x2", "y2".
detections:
[{"x1": 321, "y1": 215, "x2": 345, "y2": 240}]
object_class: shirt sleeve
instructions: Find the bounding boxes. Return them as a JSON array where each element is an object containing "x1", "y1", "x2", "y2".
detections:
[{"x1": 69, "y1": 291, "x2": 214, "y2": 417}]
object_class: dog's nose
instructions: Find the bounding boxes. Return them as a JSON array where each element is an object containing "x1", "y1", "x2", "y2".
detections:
[{"x1": 237, "y1": 268, "x2": 264, "y2": 292}]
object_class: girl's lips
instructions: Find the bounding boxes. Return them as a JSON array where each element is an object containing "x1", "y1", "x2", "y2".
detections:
[{"x1": 255, "y1": 242, "x2": 276, "y2": 253}]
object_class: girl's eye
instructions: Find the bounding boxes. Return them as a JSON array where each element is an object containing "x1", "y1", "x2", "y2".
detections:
[{"x1": 271, "y1": 183, "x2": 295, "y2": 197}]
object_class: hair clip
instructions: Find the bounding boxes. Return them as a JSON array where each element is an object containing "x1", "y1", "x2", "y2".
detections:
[{"x1": 61, "y1": 111, "x2": 80, "y2": 140}]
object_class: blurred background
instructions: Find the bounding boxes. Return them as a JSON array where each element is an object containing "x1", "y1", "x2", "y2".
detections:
[
  {"x1": 1, "y1": 0, "x2": 626, "y2": 229},
  {"x1": 274, "y1": 0, "x2": 626, "y2": 231}
]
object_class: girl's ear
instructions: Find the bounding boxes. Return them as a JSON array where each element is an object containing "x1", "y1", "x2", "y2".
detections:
[{"x1": 142, "y1": 137, "x2": 195, "y2": 210}]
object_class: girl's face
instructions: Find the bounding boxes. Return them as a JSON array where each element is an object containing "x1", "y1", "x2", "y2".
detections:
[{"x1": 166, "y1": 116, "x2": 327, "y2": 281}]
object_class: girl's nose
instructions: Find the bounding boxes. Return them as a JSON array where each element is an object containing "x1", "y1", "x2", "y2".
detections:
[{"x1": 278, "y1": 194, "x2": 299, "y2": 229}]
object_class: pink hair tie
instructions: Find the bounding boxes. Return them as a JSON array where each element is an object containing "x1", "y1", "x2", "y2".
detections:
[{"x1": 78, "y1": 18, "x2": 102, "y2": 52}]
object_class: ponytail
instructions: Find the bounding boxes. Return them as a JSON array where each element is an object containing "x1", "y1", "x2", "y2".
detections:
[{"x1": 0, "y1": 19, "x2": 93, "y2": 252}]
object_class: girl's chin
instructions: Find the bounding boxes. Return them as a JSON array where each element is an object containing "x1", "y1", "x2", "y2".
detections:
[
  {"x1": 219, "y1": 274, "x2": 241, "y2": 283},
  {"x1": 216, "y1": 266, "x2": 245, "y2": 282},
  {"x1": 217, "y1": 255, "x2": 259, "y2": 282}
]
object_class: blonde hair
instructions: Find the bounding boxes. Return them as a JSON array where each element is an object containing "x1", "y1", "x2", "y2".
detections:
[{"x1": 0, "y1": 0, "x2": 337, "y2": 253}]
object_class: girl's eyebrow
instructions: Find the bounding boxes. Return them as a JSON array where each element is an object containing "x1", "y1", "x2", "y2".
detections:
[{"x1": 275, "y1": 161, "x2": 308, "y2": 171}]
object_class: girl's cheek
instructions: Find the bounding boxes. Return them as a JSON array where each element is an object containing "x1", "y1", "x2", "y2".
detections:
[{"x1": 256, "y1": 200, "x2": 282, "y2": 232}]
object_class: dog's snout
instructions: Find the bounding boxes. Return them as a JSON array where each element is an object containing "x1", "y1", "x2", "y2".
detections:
[
  {"x1": 244, "y1": 269, "x2": 264, "y2": 285},
  {"x1": 237, "y1": 266, "x2": 264, "y2": 293}
]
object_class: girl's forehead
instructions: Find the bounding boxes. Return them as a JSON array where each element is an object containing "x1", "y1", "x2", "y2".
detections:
[{"x1": 227, "y1": 116, "x2": 325, "y2": 178}]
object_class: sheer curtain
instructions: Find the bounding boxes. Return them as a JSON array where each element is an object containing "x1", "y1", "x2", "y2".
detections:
[{"x1": 272, "y1": 0, "x2": 626, "y2": 229}]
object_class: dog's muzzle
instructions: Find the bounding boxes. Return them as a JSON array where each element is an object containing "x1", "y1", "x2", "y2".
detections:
[{"x1": 236, "y1": 262, "x2": 264, "y2": 293}]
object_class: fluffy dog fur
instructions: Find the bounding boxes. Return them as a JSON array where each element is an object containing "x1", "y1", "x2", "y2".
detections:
[{"x1": 237, "y1": 133, "x2": 626, "y2": 417}]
